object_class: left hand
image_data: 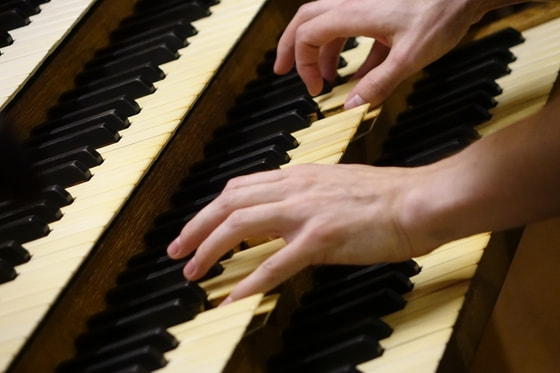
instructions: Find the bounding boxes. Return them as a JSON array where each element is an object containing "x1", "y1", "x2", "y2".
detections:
[{"x1": 167, "y1": 163, "x2": 438, "y2": 304}]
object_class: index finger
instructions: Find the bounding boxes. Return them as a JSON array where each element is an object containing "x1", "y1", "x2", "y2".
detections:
[
  {"x1": 274, "y1": 0, "x2": 344, "y2": 75},
  {"x1": 221, "y1": 236, "x2": 313, "y2": 305}
]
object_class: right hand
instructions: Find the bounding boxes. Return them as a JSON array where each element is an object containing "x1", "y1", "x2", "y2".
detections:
[{"x1": 273, "y1": 0, "x2": 488, "y2": 108}]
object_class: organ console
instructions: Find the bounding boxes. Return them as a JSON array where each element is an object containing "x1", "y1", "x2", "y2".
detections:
[{"x1": 1, "y1": 1, "x2": 560, "y2": 372}]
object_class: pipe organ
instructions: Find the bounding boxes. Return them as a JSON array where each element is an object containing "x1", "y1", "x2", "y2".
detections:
[{"x1": 1, "y1": 1, "x2": 560, "y2": 372}]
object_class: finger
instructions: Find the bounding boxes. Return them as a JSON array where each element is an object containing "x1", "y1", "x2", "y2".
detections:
[
  {"x1": 274, "y1": 0, "x2": 343, "y2": 75},
  {"x1": 167, "y1": 170, "x2": 288, "y2": 259},
  {"x1": 345, "y1": 47, "x2": 414, "y2": 109},
  {"x1": 183, "y1": 202, "x2": 296, "y2": 281},
  {"x1": 318, "y1": 37, "x2": 347, "y2": 84},
  {"x1": 220, "y1": 237, "x2": 312, "y2": 305},
  {"x1": 352, "y1": 40, "x2": 390, "y2": 81},
  {"x1": 293, "y1": 3, "x2": 379, "y2": 96}
]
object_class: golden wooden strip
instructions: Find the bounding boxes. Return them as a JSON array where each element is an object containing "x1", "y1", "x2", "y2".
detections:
[
  {"x1": 0, "y1": 0, "x2": 96, "y2": 110},
  {"x1": 358, "y1": 328, "x2": 453, "y2": 372},
  {"x1": 381, "y1": 283, "x2": 469, "y2": 349},
  {"x1": 160, "y1": 294, "x2": 263, "y2": 373},
  {"x1": 338, "y1": 37, "x2": 376, "y2": 78},
  {"x1": 0, "y1": 2, "x2": 269, "y2": 370}
]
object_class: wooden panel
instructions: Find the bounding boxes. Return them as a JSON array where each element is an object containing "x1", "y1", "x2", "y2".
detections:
[{"x1": 470, "y1": 217, "x2": 560, "y2": 372}]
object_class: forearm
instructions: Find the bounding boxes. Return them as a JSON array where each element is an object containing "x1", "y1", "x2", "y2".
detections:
[{"x1": 404, "y1": 95, "x2": 560, "y2": 248}]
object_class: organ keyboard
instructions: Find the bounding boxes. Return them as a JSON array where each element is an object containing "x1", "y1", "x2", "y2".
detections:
[
  {"x1": 0, "y1": 0, "x2": 97, "y2": 110},
  {"x1": 1, "y1": 1, "x2": 560, "y2": 372}
]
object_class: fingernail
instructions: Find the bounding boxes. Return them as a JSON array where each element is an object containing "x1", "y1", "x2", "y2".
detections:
[
  {"x1": 184, "y1": 256, "x2": 197, "y2": 279},
  {"x1": 167, "y1": 237, "x2": 180, "y2": 257},
  {"x1": 345, "y1": 94, "x2": 366, "y2": 110},
  {"x1": 220, "y1": 295, "x2": 233, "y2": 307}
]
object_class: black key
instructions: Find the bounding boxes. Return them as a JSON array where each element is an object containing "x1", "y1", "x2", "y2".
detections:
[
  {"x1": 32, "y1": 146, "x2": 103, "y2": 171},
  {"x1": 393, "y1": 89, "x2": 497, "y2": 132},
  {"x1": 300, "y1": 269, "x2": 414, "y2": 307},
  {"x1": 0, "y1": 1, "x2": 40, "y2": 16},
  {"x1": 89, "y1": 282, "x2": 206, "y2": 330},
  {"x1": 34, "y1": 123, "x2": 120, "y2": 158},
  {"x1": 48, "y1": 95, "x2": 140, "y2": 122},
  {"x1": 284, "y1": 289, "x2": 405, "y2": 340},
  {"x1": 403, "y1": 137, "x2": 475, "y2": 166},
  {"x1": 105, "y1": 263, "x2": 220, "y2": 305},
  {"x1": 100, "y1": 27, "x2": 188, "y2": 61},
  {"x1": 213, "y1": 108, "x2": 310, "y2": 141},
  {"x1": 205, "y1": 110, "x2": 309, "y2": 155},
  {"x1": 88, "y1": 293, "x2": 200, "y2": 332},
  {"x1": 127, "y1": 246, "x2": 171, "y2": 268},
  {"x1": 37, "y1": 159, "x2": 92, "y2": 188},
  {"x1": 143, "y1": 211, "x2": 198, "y2": 246},
  {"x1": 236, "y1": 71, "x2": 304, "y2": 103},
  {"x1": 34, "y1": 109, "x2": 130, "y2": 137},
  {"x1": 95, "y1": 31, "x2": 186, "y2": 64},
  {"x1": 0, "y1": 116, "x2": 42, "y2": 202},
  {"x1": 419, "y1": 47, "x2": 516, "y2": 83},
  {"x1": 218, "y1": 95, "x2": 319, "y2": 136},
  {"x1": 183, "y1": 145, "x2": 289, "y2": 184},
  {"x1": 75, "y1": 298, "x2": 197, "y2": 352},
  {"x1": 228, "y1": 81, "x2": 317, "y2": 119},
  {"x1": 67, "y1": 345, "x2": 167, "y2": 373},
  {"x1": 382, "y1": 104, "x2": 491, "y2": 153},
  {"x1": 112, "y1": 365, "x2": 149, "y2": 373},
  {"x1": 408, "y1": 59, "x2": 511, "y2": 106},
  {"x1": 120, "y1": 2, "x2": 210, "y2": 30},
  {"x1": 172, "y1": 158, "x2": 279, "y2": 204},
  {"x1": 270, "y1": 335, "x2": 383, "y2": 373},
  {"x1": 0, "y1": 8, "x2": 30, "y2": 30},
  {"x1": 244, "y1": 69, "x2": 302, "y2": 93},
  {"x1": 57, "y1": 328, "x2": 177, "y2": 373},
  {"x1": 195, "y1": 139, "x2": 290, "y2": 176},
  {"x1": 0, "y1": 215, "x2": 49, "y2": 243},
  {"x1": 40, "y1": 184, "x2": 74, "y2": 207},
  {"x1": 0, "y1": 258, "x2": 17, "y2": 284},
  {"x1": 0, "y1": 185, "x2": 75, "y2": 213},
  {"x1": 0, "y1": 30, "x2": 13, "y2": 47},
  {"x1": 312, "y1": 259, "x2": 421, "y2": 286},
  {"x1": 116, "y1": 255, "x2": 188, "y2": 285},
  {"x1": 134, "y1": 0, "x2": 215, "y2": 12},
  {"x1": 407, "y1": 77, "x2": 502, "y2": 108},
  {"x1": 55, "y1": 75, "x2": 156, "y2": 112},
  {"x1": 153, "y1": 192, "x2": 217, "y2": 227},
  {"x1": 202, "y1": 130, "x2": 298, "y2": 160},
  {"x1": 377, "y1": 125, "x2": 480, "y2": 167},
  {"x1": 29, "y1": 112, "x2": 129, "y2": 146},
  {"x1": 0, "y1": 199, "x2": 61, "y2": 225},
  {"x1": 110, "y1": 18, "x2": 197, "y2": 45},
  {"x1": 152, "y1": 192, "x2": 220, "y2": 230},
  {"x1": 425, "y1": 27, "x2": 524, "y2": 74},
  {"x1": 64, "y1": 64, "x2": 164, "y2": 101},
  {"x1": 0, "y1": 241, "x2": 30, "y2": 266},
  {"x1": 293, "y1": 272, "x2": 413, "y2": 323},
  {"x1": 84, "y1": 43, "x2": 179, "y2": 73},
  {"x1": 285, "y1": 316, "x2": 392, "y2": 350},
  {"x1": 75, "y1": 45, "x2": 177, "y2": 86}
]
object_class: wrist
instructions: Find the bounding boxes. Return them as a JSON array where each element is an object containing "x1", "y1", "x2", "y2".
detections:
[{"x1": 398, "y1": 160, "x2": 474, "y2": 257}]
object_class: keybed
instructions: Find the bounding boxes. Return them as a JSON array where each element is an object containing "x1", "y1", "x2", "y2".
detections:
[
  {"x1": 0, "y1": 0, "x2": 97, "y2": 110},
  {"x1": 0, "y1": 1, "x2": 269, "y2": 371}
]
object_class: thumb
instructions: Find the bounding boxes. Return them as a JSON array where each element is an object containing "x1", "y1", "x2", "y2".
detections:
[{"x1": 344, "y1": 51, "x2": 413, "y2": 109}]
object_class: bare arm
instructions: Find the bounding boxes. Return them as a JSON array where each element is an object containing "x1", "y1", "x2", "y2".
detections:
[
  {"x1": 273, "y1": 0, "x2": 530, "y2": 109},
  {"x1": 167, "y1": 95, "x2": 560, "y2": 304}
]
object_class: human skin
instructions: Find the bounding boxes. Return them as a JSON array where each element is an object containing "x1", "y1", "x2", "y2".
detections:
[
  {"x1": 167, "y1": 95, "x2": 560, "y2": 304},
  {"x1": 167, "y1": 0, "x2": 560, "y2": 305},
  {"x1": 273, "y1": 0, "x2": 528, "y2": 109}
]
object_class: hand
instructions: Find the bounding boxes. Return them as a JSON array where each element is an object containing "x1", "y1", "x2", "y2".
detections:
[
  {"x1": 273, "y1": 0, "x2": 486, "y2": 108},
  {"x1": 167, "y1": 163, "x2": 442, "y2": 304}
]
